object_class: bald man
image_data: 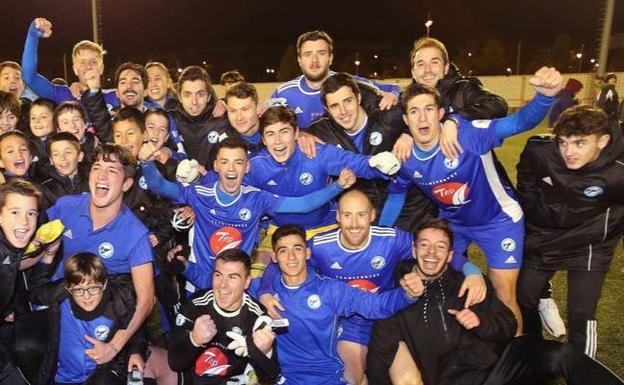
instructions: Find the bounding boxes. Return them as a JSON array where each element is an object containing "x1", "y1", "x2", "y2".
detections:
[{"x1": 260, "y1": 189, "x2": 485, "y2": 384}]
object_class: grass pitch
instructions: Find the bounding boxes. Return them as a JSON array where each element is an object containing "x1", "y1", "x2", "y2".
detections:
[{"x1": 474, "y1": 120, "x2": 624, "y2": 378}]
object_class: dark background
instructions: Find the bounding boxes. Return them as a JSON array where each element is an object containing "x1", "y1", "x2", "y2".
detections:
[{"x1": 1, "y1": 0, "x2": 622, "y2": 85}]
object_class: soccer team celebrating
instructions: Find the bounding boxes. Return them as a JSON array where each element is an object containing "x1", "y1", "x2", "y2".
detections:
[{"x1": 0, "y1": 16, "x2": 623, "y2": 385}]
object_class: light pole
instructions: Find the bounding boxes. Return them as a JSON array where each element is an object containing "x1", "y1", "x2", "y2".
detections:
[
  {"x1": 425, "y1": 14, "x2": 433, "y2": 37},
  {"x1": 576, "y1": 52, "x2": 583, "y2": 73},
  {"x1": 354, "y1": 52, "x2": 361, "y2": 76}
]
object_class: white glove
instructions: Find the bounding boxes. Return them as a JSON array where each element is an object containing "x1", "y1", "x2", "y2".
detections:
[
  {"x1": 176, "y1": 159, "x2": 200, "y2": 184},
  {"x1": 226, "y1": 331, "x2": 248, "y2": 357},
  {"x1": 225, "y1": 316, "x2": 272, "y2": 357},
  {"x1": 369, "y1": 151, "x2": 401, "y2": 175}
]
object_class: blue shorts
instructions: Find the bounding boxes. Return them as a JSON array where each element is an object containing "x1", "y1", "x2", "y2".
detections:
[
  {"x1": 451, "y1": 219, "x2": 524, "y2": 269},
  {"x1": 337, "y1": 315, "x2": 373, "y2": 346}
]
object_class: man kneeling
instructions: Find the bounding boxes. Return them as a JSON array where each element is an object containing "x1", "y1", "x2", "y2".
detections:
[{"x1": 367, "y1": 219, "x2": 624, "y2": 385}]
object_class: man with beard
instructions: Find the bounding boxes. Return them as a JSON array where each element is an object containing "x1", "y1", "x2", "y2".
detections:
[
  {"x1": 259, "y1": 189, "x2": 485, "y2": 385},
  {"x1": 270, "y1": 31, "x2": 401, "y2": 130},
  {"x1": 366, "y1": 219, "x2": 624, "y2": 385}
]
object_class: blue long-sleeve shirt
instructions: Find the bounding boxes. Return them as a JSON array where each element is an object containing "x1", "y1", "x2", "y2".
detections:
[
  {"x1": 379, "y1": 93, "x2": 554, "y2": 228},
  {"x1": 21, "y1": 20, "x2": 119, "y2": 107},
  {"x1": 270, "y1": 71, "x2": 400, "y2": 129},
  {"x1": 245, "y1": 144, "x2": 385, "y2": 229},
  {"x1": 271, "y1": 270, "x2": 414, "y2": 385},
  {"x1": 141, "y1": 161, "x2": 346, "y2": 289}
]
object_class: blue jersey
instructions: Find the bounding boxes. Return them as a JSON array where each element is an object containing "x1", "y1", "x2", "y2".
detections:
[
  {"x1": 21, "y1": 20, "x2": 119, "y2": 108},
  {"x1": 56, "y1": 299, "x2": 115, "y2": 383},
  {"x1": 310, "y1": 226, "x2": 413, "y2": 294},
  {"x1": 388, "y1": 119, "x2": 523, "y2": 226},
  {"x1": 271, "y1": 72, "x2": 401, "y2": 129},
  {"x1": 247, "y1": 144, "x2": 383, "y2": 229},
  {"x1": 47, "y1": 194, "x2": 153, "y2": 280},
  {"x1": 178, "y1": 182, "x2": 285, "y2": 289},
  {"x1": 271, "y1": 271, "x2": 413, "y2": 385}
]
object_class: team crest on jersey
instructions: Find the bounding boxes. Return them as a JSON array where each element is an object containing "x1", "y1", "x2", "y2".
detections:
[
  {"x1": 209, "y1": 226, "x2": 243, "y2": 255},
  {"x1": 443, "y1": 157, "x2": 459, "y2": 170},
  {"x1": 175, "y1": 314, "x2": 187, "y2": 327},
  {"x1": 138, "y1": 176, "x2": 148, "y2": 190},
  {"x1": 94, "y1": 325, "x2": 110, "y2": 341},
  {"x1": 231, "y1": 326, "x2": 243, "y2": 335},
  {"x1": 369, "y1": 132, "x2": 383, "y2": 146},
  {"x1": 501, "y1": 238, "x2": 516, "y2": 252},
  {"x1": 299, "y1": 172, "x2": 313, "y2": 185},
  {"x1": 584, "y1": 186, "x2": 604, "y2": 197},
  {"x1": 207, "y1": 131, "x2": 219, "y2": 143},
  {"x1": 98, "y1": 242, "x2": 114, "y2": 259},
  {"x1": 371, "y1": 256, "x2": 386, "y2": 270},
  {"x1": 472, "y1": 119, "x2": 492, "y2": 129},
  {"x1": 432, "y1": 182, "x2": 470, "y2": 205},
  {"x1": 307, "y1": 294, "x2": 322, "y2": 309},
  {"x1": 239, "y1": 208, "x2": 252, "y2": 221},
  {"x1": 195, "y1": 347, "x2": 230, "y2": 377}
]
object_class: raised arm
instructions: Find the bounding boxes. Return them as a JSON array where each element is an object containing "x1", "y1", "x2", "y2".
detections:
[
  {"x1": 275, "y1": 168, "x2": 356, "y2": 213},
  {"x1": 21, "y1": 18, "x2": 59, "y2": 100},
  {"x1": 141, "y1": 159, "x2": 183, "y2": 202},
  {"x1": 489, "y1": 67, "x2": 562, "y2": 141}
]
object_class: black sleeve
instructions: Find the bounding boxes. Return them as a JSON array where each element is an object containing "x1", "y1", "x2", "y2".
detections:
[
  {"x1": 515, "y1": 137, "x2": 545, "y2": 212},
  {"x1": 366, "y1": 317, "x2": 402, "y2": 385},
  {"x1": 471, "y1": 280, "x2": 517, "y2": 343},
  {"x1": 246, "y1": 333, "x2": 281, "y2": 383},
  {"x1": 81, "y1": 90, "x2": 113, "y2": 143},
  {"x1": 29, "y1": 276, "x2": 67, "y2": 306},
  {"x1": 167, "y1": 293, "x2": 206, "y2": 371},
  {"x1": 450, "y1": 79, "x2": 508, "y2": 119}
]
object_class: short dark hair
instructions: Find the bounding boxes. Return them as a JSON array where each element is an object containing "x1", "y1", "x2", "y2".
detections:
[
  {"x1": 93, "y1": 143, "x2": 137, "y2": 179},
  {"x1": 144, "y1": 107, "x2": 170, "y2": 125},
  {"x1": 271, "y1": 224, "x2": 306, "y2": 251},
  {"x1": 0, "y1": 91, "x2": 21, "y2": 120},
  {"x1": 215, "y1": 136, "x2": 248, "y2": 157},
  {"x1": 177, "y1": 65, "x2": 214, "y2": 97},
  {"x1": 112, "y1": 107, "x2": 146, "y2": 134},
  {"x1": 410, "y1": 37, "x2": 449, "y2": 67},
  {"x1": 47, "y1": 131, "x2": 81, "y2": 154},
  {"x1": 259, "y1": 105, "x2": 297, "y2": 135},
  {"x1": 216, "y1": 249, "x2": 251, "y2": 276},
  {"x1": 30, "y1": 98, "x2": 56, "y2": 113},
  {"x1": 415, "y1": 218, "x2": 454, "y2": 248},
  {"x1": 220, "y1": 70, "x2": 245, "y2": 86},
  {"x1": 401, "y1": 82, "x2": 441, "y2": 110},
  {"x1": 553, "y1": 105, "x2": 609, "y2": 138},
  {"x1": 320, "y1": 72, "x2": 360, "y2": 107},
  {"x1": 54, "y1": 101, "x2": 87, "y2": 130},
  {"x1": 115, "y1": 62, "x2": 148, "y2": 89},
  {"x1": 296, "y1": 31, "x2": 333, "y2": 56},
  {"x1": 0, "y1": 178, "x2": 41, "y2": 211},
  {"x1": 225, "y1": 82, "x2": 258, "y2": 105},
  {"x1": 65, "y1": 252, "x2": 107, "y2": 286}
]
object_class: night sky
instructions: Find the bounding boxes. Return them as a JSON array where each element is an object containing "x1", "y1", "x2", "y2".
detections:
[{"x1": 1, "y1": 0, "x2": 622, "y2": 82}]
